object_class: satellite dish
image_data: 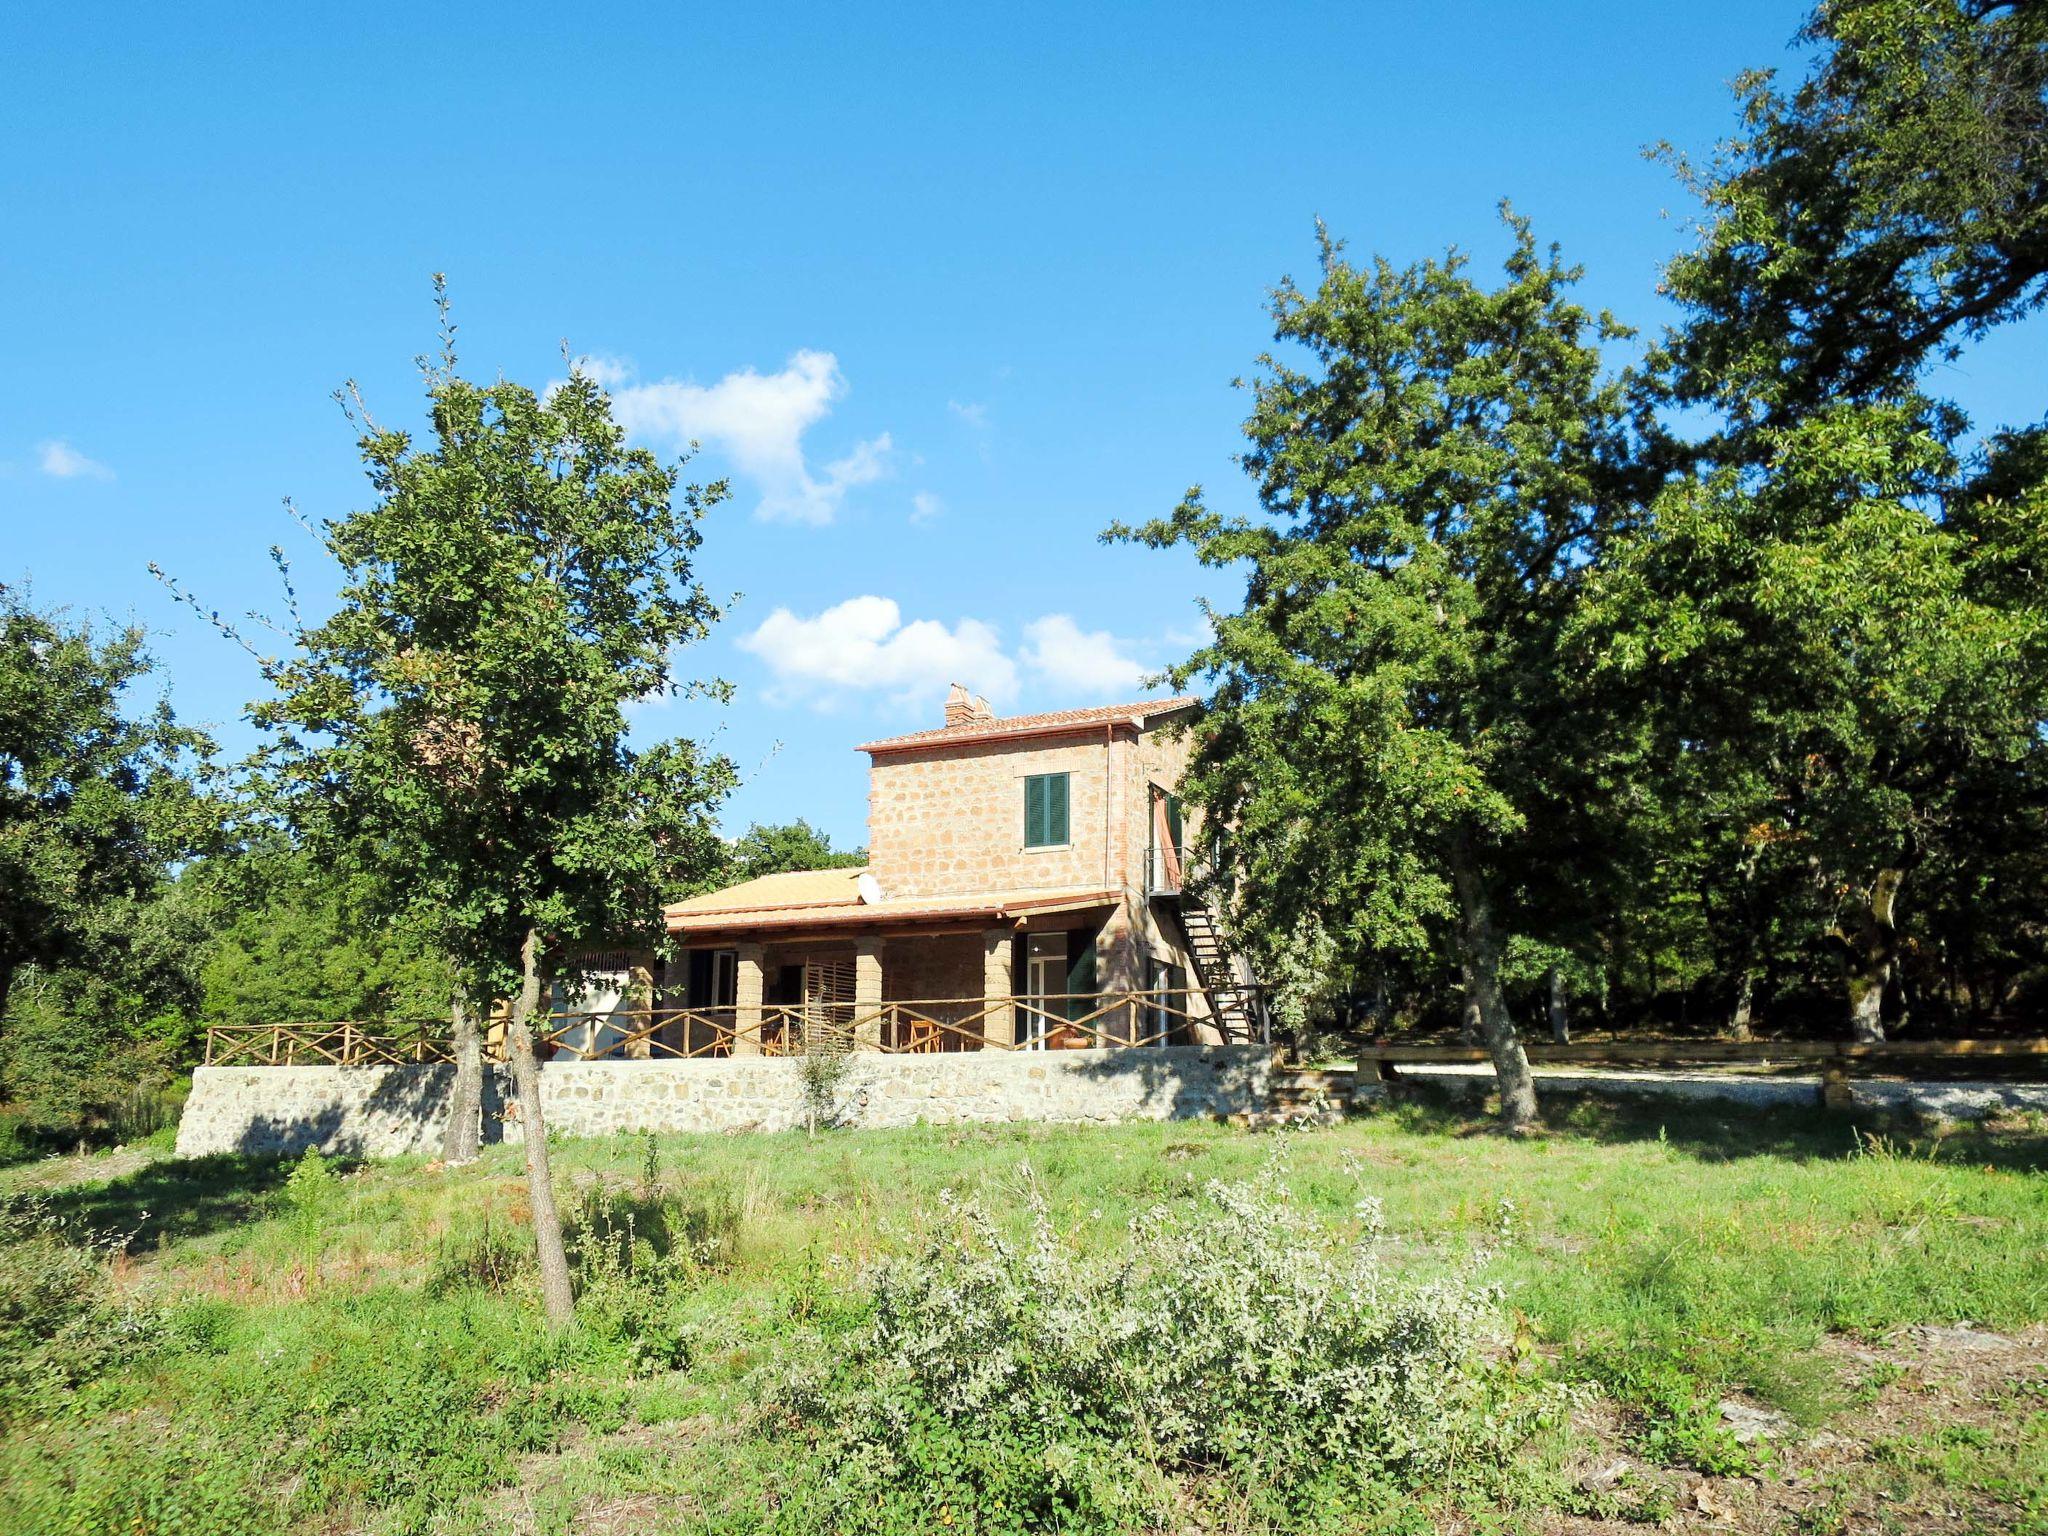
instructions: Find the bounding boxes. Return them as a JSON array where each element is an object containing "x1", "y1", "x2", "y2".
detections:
[{"x1": 857, "y1": 872, "x2": 884, "y2": 905}]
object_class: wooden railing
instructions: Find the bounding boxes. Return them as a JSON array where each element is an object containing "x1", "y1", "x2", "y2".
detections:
[
  {"x1": 201, "y1": 990, "x2": 1259, "y2": 1067},
  {"x1": 1357, "y1": 1037, "x2": 2048, "y2": 1109}
]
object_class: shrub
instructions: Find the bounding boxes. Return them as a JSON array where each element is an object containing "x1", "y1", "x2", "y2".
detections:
[
  {"x1": 774, "y1": 1157, "x2": 1554, "y2": 1530},
  {"x1": 566, "y1": 1178, "x2": 740, "y2": 1373},
  {"x1": 275, "y1": 1146, "x2": 341, "y2": 1245},
  {"x1": 426, "y1": 1211, "x2": 533, "y2": 1296},
  {"x1": 0, "y1": 1195, "x2": 157, "y2": 1417}
]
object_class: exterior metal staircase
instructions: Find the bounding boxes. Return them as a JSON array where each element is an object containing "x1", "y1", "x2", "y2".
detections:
[{"x1": 1147, "y1": 789, "x2": 1267, "y2": 1044}]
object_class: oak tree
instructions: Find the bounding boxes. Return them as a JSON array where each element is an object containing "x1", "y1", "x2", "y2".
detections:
[
  {"x1": 1116, "y1": 215, "x2": 1637, "y2": 1132},
  {"x1": 254, "y1": 330, "x2": 735, "y2": 1321}
]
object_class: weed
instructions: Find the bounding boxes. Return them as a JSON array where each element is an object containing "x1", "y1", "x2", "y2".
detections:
[
  {"x1": 566, "y1": 1178, "x2": 741, "y2": 1372},
  {"x1": 427, "y1": 1211, "x2": 533, "y2": 1295}
]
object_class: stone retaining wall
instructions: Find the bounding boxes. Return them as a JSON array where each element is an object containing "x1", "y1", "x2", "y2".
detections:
[{"x1": 173, "y1": 1045, "x2": 1277, "y2": 1159}]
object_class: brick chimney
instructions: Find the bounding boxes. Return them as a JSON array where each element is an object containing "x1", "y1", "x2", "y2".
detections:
[{"x1": 944, "y1": 683, "x2": 996, "y2": 727}]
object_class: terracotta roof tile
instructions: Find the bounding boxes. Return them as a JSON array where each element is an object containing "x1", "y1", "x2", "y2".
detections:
[
  {"x1": 663, "y1": 867, "x2": 867, "y2": 918},
  {"x1": 856, "y1": 695, "x2": 1199, "y2": 754},
  {"x1": 666, "y1": 883, "x2": 1116, "y2": 934}
]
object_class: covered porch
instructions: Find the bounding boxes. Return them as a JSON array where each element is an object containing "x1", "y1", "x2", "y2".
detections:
[{"x1": 660, "y1": 930, "x2": 1218, "y2": 1057}]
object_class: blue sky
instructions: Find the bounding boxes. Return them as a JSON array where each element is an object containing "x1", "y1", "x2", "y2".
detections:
[{"x1": 5, "y1": 2, "x2": 2039, "y2": 851}]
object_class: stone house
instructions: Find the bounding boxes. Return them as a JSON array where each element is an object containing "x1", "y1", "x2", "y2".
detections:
[{"x1": 659, "y1": 687, "x2": 1260, "y2": 1052}]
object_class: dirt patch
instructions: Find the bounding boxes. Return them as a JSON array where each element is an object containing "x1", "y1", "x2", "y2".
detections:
[
  {"x1": 1548, "y1": 1323, "x2": 2048, "y2": 1534},
  {"x1": 0, "y1": 1146, "x2": 164, "y2": 1194}
]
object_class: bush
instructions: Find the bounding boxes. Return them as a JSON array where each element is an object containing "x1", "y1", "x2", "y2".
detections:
[
  {"x1": 426, "y1": 1212, "x2": 533, "y2": 1296},
  {"x1": 566, "y1": 1174, "x2": 740, "y2": 1373},
  {"x1": 774, "y1": 1157, "x2": 1554, "y2": 1531},
  {"x1": 0, "y1": 1195, "x2": 157, "y2": 1417}
]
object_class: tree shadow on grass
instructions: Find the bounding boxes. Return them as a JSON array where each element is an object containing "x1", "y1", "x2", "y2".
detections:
[
  {"x1": 1371, "y1": 1080, "x2": 2048, "y2": 1173},
  {"x1": 35, "y1": 1152, "x2": 310, "y2": 1253}
]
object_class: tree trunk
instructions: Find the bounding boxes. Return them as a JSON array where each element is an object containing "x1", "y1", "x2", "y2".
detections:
[
  {"x1": 1546, "y1": 965, "x2": 1569, "y2": 1045},
  {"x1": 507, "y1": 929, "x2": 576, "y2": 1325},
  {"x1": 1728, "y1": 968, "x2": 1756, "y2": 1043},
  {"x1": 1457, "y1": 957, "x2": 1483, "y2": 1044},
  {"x1": 0, "y1": 958, "x2": 14, "y2": 1103},
  {"x1": 1449, "y1": 841, "x2": 1540, "y2": 1134},
  {"x1": 441, "y1": 997, "x2": 483, "y2": 1164},
  {"x1": 1838, "y1": 868, "x2": 1904, "y2": 1044}
]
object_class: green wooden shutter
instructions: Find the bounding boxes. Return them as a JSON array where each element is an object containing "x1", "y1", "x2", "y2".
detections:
[
  {"x1": 1024, "y1": 775, "x2": 1045, "y2": 846},
  {"x1": 1047, "y1": 772, "x2": 1069, "y2": 845}
]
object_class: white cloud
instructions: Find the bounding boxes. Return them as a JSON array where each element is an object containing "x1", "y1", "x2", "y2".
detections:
[
  {"x1": 909, "y1": 491, "x2": 943, "y2": 525},
  {"x1": 740, "y1": 596, "x2": 1017, "y2": 707},
  {"x1": 571, "y1": 354, "x2": 635, "y2": 390},
  {"x1": 1019, "y1": 614, "x2": 1153, "y2": 699},
  {"x1": 37, "y1": 440, "x2": 112, "y2": 481},
  {"x1": 947, "y1": 399, "x2": 988, "y2": 430},
  {"x1": 599, "y1": 350, "x2": 891, "y2": 525}
]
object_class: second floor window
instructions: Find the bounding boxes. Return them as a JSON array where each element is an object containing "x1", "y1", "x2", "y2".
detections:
[{"x1": 1023, "y1": 771, "x2": 1070, "y2": 848}]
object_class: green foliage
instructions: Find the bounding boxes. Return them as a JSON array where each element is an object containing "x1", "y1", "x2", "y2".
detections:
[
  {"x1": 1113, "y1": 211, "x2": 1634, "y2": 968},
  {"x1": 1656, "y1": 0, "x2": 2047, "y2": 434},
  {"x1": 0, "y1": 587, "x2": 219, "y2": 1017},
  {"x1": 3, "y1": 1110, "x2": 2045, "y2": 1533},
  {"x1": 1113, "y1": 209, "x2": 1640, "y2": 1115},
  {"x1": 0, "y1": 588, "x2": 222, "y2": 1131},
  {"x1": 427, "y1": 1211, "x2": 532, "y2": 1296},
  {"x1": 1118, "y1": 2, "x2": 2048, "y2": 1042},
  {"x1": 1571, "y1": 0, "x2": 2048, "y2": 1035},
  {"x1": 197, "y1": 849, "x2": 450, "y2": 1025},
  {"x1": 0, "y1": 1195, "x2": 158, "y2": 1419},
  {"x1": 566, "y1": 1176, "x2": 738, "y2": 1373},
  {"x1": 727, "y1": 819, "x2": 866, "y2": 885},
  {"x1": 776, "y1": 1161, "x2": 1548, "y2": 1530},
  {"x1": 246, "y1": 334, "x2": 739, "y2": 1004},
  {"x1": 794, "y1": 1032, "x2": 857, "y2": 1131}
]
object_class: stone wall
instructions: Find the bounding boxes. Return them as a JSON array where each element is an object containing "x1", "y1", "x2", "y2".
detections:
[
  {"x1": 867, "y1": 735, "x2": 1119, "y2": 899},
  {"x1": 881, "y1": 933, "x2": 983, "y2": 1002},
  {"x1": 174, "y1": 1045, "x2": 1279, "y2": 1159}
]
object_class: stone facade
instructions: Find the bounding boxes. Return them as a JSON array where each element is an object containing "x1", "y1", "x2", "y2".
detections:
[
  {"x1": 174, "y1": 1045, "x2": 1279, "y2": 1159},
  {"x1": 867, "y1": 735, "x2": 1123, "y2": 900},
  {"x1": 880, "y1": 932, "x2": 983, "y2": 1002},
  {"x1": 855, "y1": 709, "x2": 1211, "y2": 1018}
]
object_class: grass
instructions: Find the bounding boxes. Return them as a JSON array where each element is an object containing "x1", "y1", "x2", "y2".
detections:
[{"x1": 2, "y1": 1092, "x2": 2045, "y2": 1534}]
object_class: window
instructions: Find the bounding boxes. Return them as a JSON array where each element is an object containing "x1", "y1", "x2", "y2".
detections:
[{"x1": 1023, "y1": 771, "x2": 1070, "y2": 848}]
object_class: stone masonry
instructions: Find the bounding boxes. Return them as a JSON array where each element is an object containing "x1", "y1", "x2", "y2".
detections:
[
  {"x1": 174, "y1": 1045, "x2": 1279, "y2": 1159},
  {"x1": 866, "y1": 734, "x2": 1123, "y2": 899}
]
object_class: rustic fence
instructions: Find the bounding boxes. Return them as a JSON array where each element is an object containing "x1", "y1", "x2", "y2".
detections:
[
  {"x1": 201, "y1": 989, "x2": 1251, "y2": 1067},
  {"x1": 1358, "y1": 1036, "x2": 2048, "y2": 1108}
]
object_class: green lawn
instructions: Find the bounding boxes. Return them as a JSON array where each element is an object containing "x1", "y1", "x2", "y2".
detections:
[{"x1": 2, "y1": 1094, "x2": 2045, "y2": 1534}]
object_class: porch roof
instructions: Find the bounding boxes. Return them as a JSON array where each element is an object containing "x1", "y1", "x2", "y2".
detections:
[{"x1": 664, "y1": 869, "x2": 1116, "y2": 937}]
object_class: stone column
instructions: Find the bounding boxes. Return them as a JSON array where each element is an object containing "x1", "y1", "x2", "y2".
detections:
[
  {"x1": 854, "y1": 936, "x2": 884, "y2": 1050},
  {"x1": 733, "y1": 943, "x2": 765, "y2": 1055},
  {"x1": 1097, "y1": 903, "x2": 1141, "y2": 1043},
  {"x1": 627, "y1": 956, "x2": 656, "y2": 1058},
  {"x1": 982, "y1": 928, "x2": 1016, "y2": 1048}
]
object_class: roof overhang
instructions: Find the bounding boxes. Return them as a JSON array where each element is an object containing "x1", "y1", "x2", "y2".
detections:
[
  {"x1": 856, "y1": 697, "x2": 1199, "y2": 757},
  {"x1": 666, "y1": 887, "x2": 1117, "y2": 942}
]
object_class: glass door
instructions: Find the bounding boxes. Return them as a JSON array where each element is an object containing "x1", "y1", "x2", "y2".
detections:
[{"x1": 1023, "y1": 936, "x2": 1066, "y2": 1050}]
